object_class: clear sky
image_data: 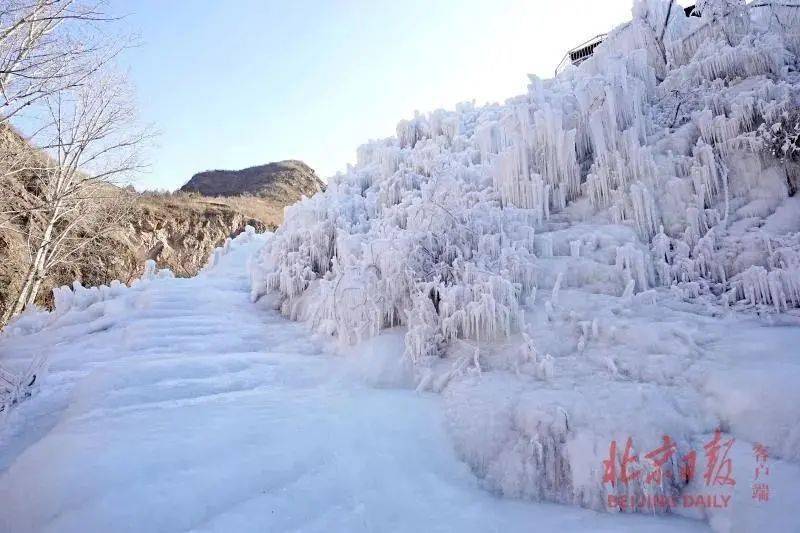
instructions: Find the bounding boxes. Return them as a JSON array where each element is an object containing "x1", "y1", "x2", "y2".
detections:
[{"x1": 111, "y1": 0, "x2": 642, "y2": 191}]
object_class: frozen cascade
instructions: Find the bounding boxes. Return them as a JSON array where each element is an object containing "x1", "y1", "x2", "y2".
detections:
[{"x1": 248, "y1": 0, "x2": 800, "y2": 524}]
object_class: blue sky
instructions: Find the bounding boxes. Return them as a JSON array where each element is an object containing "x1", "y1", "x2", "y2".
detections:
[{"x1": 111, "y1": 0, "x2": 639, "y2": 190}]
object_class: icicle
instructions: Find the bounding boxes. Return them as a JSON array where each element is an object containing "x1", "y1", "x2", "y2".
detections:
[
  {"x1": 545, "y1": 300, "x2": 555, "y2": 322},
  {"x1": 537, "y1": 353, "x2": 555, "y2": 380},
  {"x1": 552, "y1": 272, "x2": 564, "y2": 304},
  {"x1": 628, "y1": 181, "x2": 659, "y2": 239},
  {"x1": 570, "y1": 240, "x2": 581, "y2": 258},
  {"x1": 539, "y1": 234, "x2": 554, "y2": 258},
  {"x1": 143, "y1": 259, "x2": 158, "y2": 279},
  {"x1": 622, "y1": 279, "x2": 636, "y2": 301},
  {"x1": 615, "y1": 243, "x2": 650, "y2": 292}
]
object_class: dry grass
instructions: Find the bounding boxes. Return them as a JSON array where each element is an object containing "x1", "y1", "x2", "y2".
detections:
[{"x1": 136, "y1": 192, "x2": 284, "y2": 229}]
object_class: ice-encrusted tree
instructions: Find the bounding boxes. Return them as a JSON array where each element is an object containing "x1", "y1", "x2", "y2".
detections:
[{"x1": 757, "y1": 106, "x2": 800, "y2": 194}]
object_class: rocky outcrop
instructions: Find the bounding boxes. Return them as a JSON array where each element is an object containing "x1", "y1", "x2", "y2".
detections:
[
  {"x1": 124, "y1": 194, "x2": 270, "y2": 278},
  {"x1": 180, "y1": 160, "x2": 324, "y2": 204},
  {"x1": 1, "y1": 191, "x2": 274, "y2": 319}
]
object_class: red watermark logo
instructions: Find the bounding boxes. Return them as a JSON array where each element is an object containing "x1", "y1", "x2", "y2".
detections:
[
  {"x1": 602, "y1": 430, "x2": 771, "y2": 510},
  {"x1": 752, "y1": 442, "x2": 770, "y2": 502}
]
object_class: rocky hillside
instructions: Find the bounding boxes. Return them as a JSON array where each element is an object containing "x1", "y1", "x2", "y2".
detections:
[
  {"x1": 1, "y1": 189, "x2": 273, "y2": 318},
  {"x1": 0, "y1": 123, "x2": 321, "y2": 322},
  {"x1": 123, "y1": 193, "x2": 270, "y2": 278},
  {"x1": 180, "y1": 160, "x2": 324, "y2": 203}
]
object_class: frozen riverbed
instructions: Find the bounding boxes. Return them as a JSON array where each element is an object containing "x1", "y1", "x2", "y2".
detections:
[{"x1": 0, "y1": 235, "x2": 705, "y2": 532}]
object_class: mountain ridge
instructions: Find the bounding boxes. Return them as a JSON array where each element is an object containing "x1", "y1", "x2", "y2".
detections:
[{"x1": 180, "y1": 159, "x2": 324, "y2": 202}]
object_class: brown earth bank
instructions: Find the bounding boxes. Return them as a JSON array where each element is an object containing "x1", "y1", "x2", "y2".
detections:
[
  {"x1": 1, "y1": 124, "x2": 322, "y2": 321},
  {"x1": 0, "y1": 191, "x2": 270, "y2": 319}
]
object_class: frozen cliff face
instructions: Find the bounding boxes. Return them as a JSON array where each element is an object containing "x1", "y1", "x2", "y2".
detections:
[
  {"x1": 251, "y1": 0, "x2": 800, "y2": 526},
  {"x1": 253, "y1": 0, "x2": 800, "y2": 356}
]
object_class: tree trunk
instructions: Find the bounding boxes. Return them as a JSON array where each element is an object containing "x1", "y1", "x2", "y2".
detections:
[
  {"x1": 1, "y1": 203, "x2": 59, "y2": 324},
  {"x1": 3, "y1": 256, "x2": 39, "y2": 323}
]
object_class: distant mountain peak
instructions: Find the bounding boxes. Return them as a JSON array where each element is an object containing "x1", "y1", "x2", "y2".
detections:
[{"x1": 180, "y1": 160, "x2": 324, "y2": 202}]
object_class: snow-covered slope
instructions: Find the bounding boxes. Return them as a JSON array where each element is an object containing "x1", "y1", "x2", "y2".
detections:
[
  {"x1": 0, "y1": 232, "x2": 707, "y2": 532},
  {"x1": 249, "y1": 0, "x2": 800, "y2": 529}
]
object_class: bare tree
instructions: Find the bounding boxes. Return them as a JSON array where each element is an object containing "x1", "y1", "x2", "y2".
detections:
[
  {"x1": 0, "y1": 0, "x2": 148, "y2": 325},
  {"x1": 0, "y1": 0, "x2": 125, "y2": 122},
  {"x1": 1, "y1": 69, "x2": 151, "y2": 324}
]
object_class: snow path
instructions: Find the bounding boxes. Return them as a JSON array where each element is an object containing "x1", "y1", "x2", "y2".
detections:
[{"x1": 0, "y1": 237, "x2": 706, "y2": 532}]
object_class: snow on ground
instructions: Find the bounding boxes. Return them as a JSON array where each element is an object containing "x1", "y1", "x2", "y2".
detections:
[
  {"x1": 2, "y1": 2, "x2": 800, "y2": 531},
  {"x1": 0, "y1": 233, "x2": 706, "y2": 532}
]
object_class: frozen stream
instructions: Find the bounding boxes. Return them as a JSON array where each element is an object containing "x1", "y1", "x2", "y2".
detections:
[{"x1": 0, "y1": 235, "x2": 705, "y2": 532}]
